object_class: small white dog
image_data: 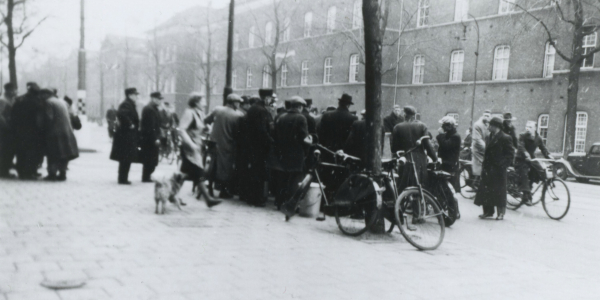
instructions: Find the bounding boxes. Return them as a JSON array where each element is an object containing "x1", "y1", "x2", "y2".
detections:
[{"x1": 152, "y1": 172, "x2": 186, "y2": 214}]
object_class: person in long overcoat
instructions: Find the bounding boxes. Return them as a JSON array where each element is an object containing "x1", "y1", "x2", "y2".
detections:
[
  {"x1": 502, "y1": 112, "x2": 518, "y2": 149},
  {"x1": 204, "y1": 94, "x2": 244, "y2": 198},
  {"x1": 436, "y1": 116, "x2": 462, "y2": 192},
  {"x1": 40, "y1": 89, "x2": 79, "y2": 181},
  {"x1": 11, "y1": 82, "x2": 44, "y2": 179},
  {"x1": 240, "y1": 93, "x2": 274, "y2": 207},
  {"x1": 0, "y1": 83, "x2": 17, "y2": 178},
  {"x1": 139, "y1": 92, "x2": 163, "y2": 182},
  {"x1": 270, "y1": 96, "x2": 309, "y2": 216},
  {"x1": 474, "y1": 117, "x2": 515, "y2": 220},
  {"x1": 106, "y1": 106, "x2": 117, "y2": 138},
  {"x1": 391, "y1": 106, "x2": 438, "y2": 191},
  {"x1": 317, "y1": 93, "x2": 358, "y2": 153},
  {"x1": 383, "y1": 105, "x2": 405, "y2": 133},
  {"x1": 471, "y1": 110, "x2": 490, "y2": 179},
  {"x1": 110, "y1": 88, "x2": 140, "y2": 184}
]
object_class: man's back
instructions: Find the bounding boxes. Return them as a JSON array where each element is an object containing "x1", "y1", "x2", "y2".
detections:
[
  {"x1": 207, "y1": 106, "x2": 243, "y2": 150},
  {"x1": 391, "y1": 120, "x2": 430, "y2": 153},
  {"x1": 318, "y1": 107, "x2": 357, "y2": 151}
]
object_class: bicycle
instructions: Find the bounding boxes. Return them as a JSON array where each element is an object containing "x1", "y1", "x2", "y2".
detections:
[
  {"x1": 458, "y1": 159, "x2": 478, "y2": 199},
  {"x1": 159, "y1": 129, "x2": 178, "y2": 165},
  {"x1": 506, "y1": 159, "x2": 570, "y2": 220}
]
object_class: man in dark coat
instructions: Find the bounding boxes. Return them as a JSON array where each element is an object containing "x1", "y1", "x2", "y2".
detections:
[
  {"x1": 240, "y1": 91, "x2": 274, "y2": 207},
  {"x1": 502, "y1": 112, "x2": 518, "y2": 149},
  {"x1": 436, "y1": 116, "x2": 462, "y2": 192},
  {"x1": 106, "y1": 106, "x2": 117, "y2": 138},
  {"x1": 383, "y1": 105, "x2": 404, "y2": 133},
  {"x1": 301, "y1": 98, "x2": 317, "y2": 140},
  {"x1": 10, "y1": 82, "x2": 44, "y2": 179},
  {"x1": 270, "y1": 96, "x2": 309, "y2": 214},
  {"x1": 344, "y1": 110, "x2": 368, "y2": 165},
  {"x1": 475, "y1": 117, "x2": 515, "y2": 220},
  {"x1": 40, "y1": 89, "x2": 79, "y2": 181},
  {"x1": 140, "y1": 92, "x2": 164, "y2": 182},
  {"x1": 515, "y1": 121, "x2": 551, "y2": 205},
  {"x1": 0, "y1": 83, "x2": 17, "y2": 178},
  {"x1": 110, "y1": 88, "x2": 140, "y2": 184},
  {"x1": 391, "y1": 106, "x2": 438, "y2": 191}
]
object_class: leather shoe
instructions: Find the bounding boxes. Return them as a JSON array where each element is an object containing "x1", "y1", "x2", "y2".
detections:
[
  {"x1": 496, "y1": 214, "x2": 504, "y2": 220},
  {"x1": 478, "y1": 213, "x2": 493, "y2": 219},
  {"x1": 118, "y1": 181, "x2": 132, "y2": 185},
  {"x1": 142, "y1": 179, "x2": 153, "y2": 183}
]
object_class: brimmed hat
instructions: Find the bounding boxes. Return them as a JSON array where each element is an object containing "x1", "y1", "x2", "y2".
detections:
[
  {"x1": 125, "y1": 87, "x2": 139, "y2": 96},
  {"x1": 338, "y1": 93, "x2": 354, "y2": 105},
  {"x1": 258, "y1": 89, "x2": 273, "y2": 98},
  {"x1": 489, "y1": 117, "x2": 504, "y2": 128},
  {"x1": 439, "y1": 116, "x2": 457, "y2": 126},
  {"x1": 503, "y1": 112, "x2": 517, "y2": 121},
  {"x1": 289, "y1": 95, "x2": 306, "y2": 106},
  {"x1": 305, "y1": 98, "x2": 313, "y2": 106},
  {"x1": 150, "y1": 91, "x2": 164, "y2": 99}
]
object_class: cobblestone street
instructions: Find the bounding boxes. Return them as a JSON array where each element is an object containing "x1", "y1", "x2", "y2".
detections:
[{"x1": 0, "y1": 124, "x2": 598, "y2": 300}]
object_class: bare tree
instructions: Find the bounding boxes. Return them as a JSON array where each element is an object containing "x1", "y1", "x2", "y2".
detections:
[
  {"x1": 145, "y1": 27, "x2": 170, "y2": 92},
  {"x1": 191, "y1": 6, "x2": 221, "y2": 110},
  {"x1": 0, "y1": 0, "x2": 48, "y2": 86},
  {"x1": 513, "y1": 0, "x2": 600, "y2": 156}
]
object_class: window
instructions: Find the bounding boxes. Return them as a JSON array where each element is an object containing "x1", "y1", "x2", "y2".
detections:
[
  {"x1": 246, "y1": 68, "x2": 252, "y2": 88},
  {"x1": 304, "y1": 12, "x2": 312, "y2": 38},
  {"x1": 352, "y1": 1, "x2": 362, "y2": 29},
  {"x1": 538, "y1": 114, "x2": 549, "y2": 145},
  {"x1": 454, "y1": 0, "x2": 468, "y2": 21},
  {"x1": 232, "y1": 70, "x2": 237, "y2": 89},
  {"x1": 417, "y1": 0, "x2": 430, "y2": 27},
  {"x1": 582, "y1": 32, "x2": 596, "y2": 68},
  {"x1": 575, "y1": 112, "x2": 588, "y2": 153},
  {"x1": 283, "y1": 18, "x2": 291, "y2": 42},
  {"x1": 323, "y1": 57, "x2": 333, "y2": 84},
  {"x1": 543, "y1": 42, "x2": 556, "y2": 78},
  {"x1": 265, "y1": 22, "x2": 273, "y2": 45},
  {"x1": 281, "y1": 64, "x2": 288, "y2": 87},
  {"x1": 499, "y1": 0, "x2": 515, "y2": 14},
  {"x1": 447, "y1": 113, "x2": 459, "y2": 125},
  {"x1": 449, "y1": 50, "x2": 464, "y2": 82},
  {"x1": 327, "y1": 6, "x2": 336, "y2": 33},
  {"x1": 262, "y1": 65, "x2": 271, "y2": 88},
  {"x1": 234, "y1": 33, "x2": 239, "y2": 51},
  {"x1": 248, "y1": 26, "x2": 255, "y2": 48},
  {"x1": 412, "y1": 55, "x2": 425, "y2": 84},
  {"x1": 301, "y1": 60, "x2": 309, "y2": 86},
  {"x1": 349, "y1": 54, "x2": 359, "y2": 83},
  {"x1": 169, "y1": 76, "x2": 176, "y2": 93},
  {"x1": 493, "y1": 45, "x2": 510, "y2": 80}
]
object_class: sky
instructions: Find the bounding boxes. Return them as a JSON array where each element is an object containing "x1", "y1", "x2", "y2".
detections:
[{"x1": 13, "y1": 0, "x2": 230, "y2": 71}]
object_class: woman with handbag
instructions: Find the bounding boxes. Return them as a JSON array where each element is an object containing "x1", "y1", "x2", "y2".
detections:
[{"x1": 178, "y1": 93, "x2": 222, "y2": 207}]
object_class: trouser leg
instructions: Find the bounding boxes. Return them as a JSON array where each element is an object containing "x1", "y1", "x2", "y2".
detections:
[
  {"x1": 483, "y1": 205, "x2": 495, "y2": 216},
  {"x1": 142, "y1": 164, "x2": 156, "y2": 181},
  {"x1": 118, "y1": 161, "x2": 131, "y2": 182},
  {"x1": 497, "y1": 206, "x2": 506, "y2": 215},
  {"x1": 57, "y1": 160, "x2": 68, "y2": 180},
  {"x1": 47, "y1": 157, "x2": 58, "y2": 177}
]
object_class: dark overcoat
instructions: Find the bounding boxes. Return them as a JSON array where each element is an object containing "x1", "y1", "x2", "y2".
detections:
[
  {"x1": 110, "y1": 98, "x2": 139, "y2": 162},
  {"x1": 204, "y1": 106, "x2": 243, "y2": 181},
  {"x1": 344, "y1": 120, "x2": 368, "y2": 164},
  {"x1": 503, "y1": 122, "x2": 518, "y2": 149},
  {"x1": 391, "y1": 120, "x2": 437, "y2": 190},
  {"x1": 245, "y1": 102, "x2": 274, "y2": 173},
  {"x1": 139, "y1": 102, "x2": 162, "y2": 166},
  {"x1": 44, "y1": 96, "x2": 79, "y2": 161},
  {"x1": 317, "y1": 107, "x2": 357, "y2": 152},
  {"x1": 268, "y1": 110, "x2": 308, "y2": 172},
  {"x1": 436, "y1": 129, "x2": 462, "y2": 172},
  {"x1": 516, "y1": 131, "x2": 550, "y2": 161},
  {"x1": 474, "y1": 131, "x2": 515, "y2": 208},
  {"x1": 11, "y1": 91, "x2": 45, "y2": 174},
  {"x1": 383, "y1": 112, "x2": 404, "y2": 133}
]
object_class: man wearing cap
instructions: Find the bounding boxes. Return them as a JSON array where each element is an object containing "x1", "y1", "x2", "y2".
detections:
[
  {"x1": 110, "y1": 88, "x2": 140, "y2": 184},
  {"x1": 436, "y1": 116, "x2": 462, "y2": 192},
  {"x1": 474, "y1": 117, "x2": 515, "y2": 220},
  {"x1": 204, "y1": 93, "x2": 245, "y2": 198},
  {"x1": 502, "y1": 112, "x2": 518, "y2": 149},
  {"x1": 269, "y1": 96, "x2": 309, "y2": 213},
  {"x1": 383, "y1": 105, "x2": 404, "y2": 133},
  {"x1": 471, "y1": 110, "x2": 491, "y2": 186},
  {"x1": 139, "y1": 92, "x2": 164, "y2": 182},
  {"x1": 11, "y1": 82, "x2": 45, "y2": 179},
  {"x1": 391, "y1": 106, "x2": 438, "y2": 190},
  {"x1": 515, "y1": 121, "x2": 551, "y2": 205},
  {"x1": 241, "y1": 92, "x2": 274, "y2": 206}
]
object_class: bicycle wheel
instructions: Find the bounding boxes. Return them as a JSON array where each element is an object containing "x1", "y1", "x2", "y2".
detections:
[
  {"x1": 506, "y1": 171, "x2": 522, "y2": 208},
  {"x1": 335, "y1": 200, "x2": 380, "y2": 237},
  {"x1": 459, "y1": 167, "x2": 476, "y2": 199},
  {"x1": 394, "y1": 189, "x2": 445, "y2": 250},
  {"x1": 542, "y1": 178, "x2": 570, "y2": 220}
]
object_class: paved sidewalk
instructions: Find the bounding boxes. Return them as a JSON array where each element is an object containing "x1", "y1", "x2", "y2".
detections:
[{"x1": 0, "y1": 124, "x2": 598, "y2": 299}]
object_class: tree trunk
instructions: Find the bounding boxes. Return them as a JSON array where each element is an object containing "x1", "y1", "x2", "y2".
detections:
[
  {"x1": 363, "y1": 0, "x2": 384, "y2": 233},
  {"x1": 564, "y1": 0, "x2": 585, "y2": 157},
  {"x1": 271, "y1": 54, "x2": 277, "y2": 93},
  {"x1": 6, "y1": 0, "x2": 17, "y2": 86}
]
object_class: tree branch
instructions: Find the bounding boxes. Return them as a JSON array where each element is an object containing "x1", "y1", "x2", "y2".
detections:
[{"x1": 15, "y1": 15, "x2": 47, "y2": 49}]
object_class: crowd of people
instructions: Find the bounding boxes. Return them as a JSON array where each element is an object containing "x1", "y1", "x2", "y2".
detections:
[{"x1": 0, "y1": 82, "x2": 81, "y2": 181}]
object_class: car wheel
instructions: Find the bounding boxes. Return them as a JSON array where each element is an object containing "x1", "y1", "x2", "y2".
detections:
[{"x1": 553, "y1": 163, "x2": 568, "y2": 181}]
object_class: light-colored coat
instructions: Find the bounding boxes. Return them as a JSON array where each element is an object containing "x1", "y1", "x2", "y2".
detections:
[
  {"x1": 471, "y1": 117, "x2": 489, "y2": 175},
  {"x1": 44, "y1": 96, "x2": 79, "y2": 161},
  {"x1": 204, "y1": 106, "x2": 243, "y2": 182}
]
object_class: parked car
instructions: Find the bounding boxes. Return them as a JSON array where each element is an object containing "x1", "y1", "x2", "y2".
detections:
[{"x1": 554, "y1": 143, "x2": 600, "y2": 183}]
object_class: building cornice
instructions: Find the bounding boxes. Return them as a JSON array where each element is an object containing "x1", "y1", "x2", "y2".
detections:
[
  {"x1": 553, "y1": 68, "x2": 600, "y2": 74},
  {"x1": 383, "y1": 77, "x2": 552, "y2": 88}
]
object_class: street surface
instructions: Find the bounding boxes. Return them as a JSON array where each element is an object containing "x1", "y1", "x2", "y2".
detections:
[{"x1": 1, "y1": 123, "x2": 599, "y2": 300}]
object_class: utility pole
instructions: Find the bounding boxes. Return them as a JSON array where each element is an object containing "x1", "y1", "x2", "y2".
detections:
[
  {"x1": 77, "y1": 0, "x2": 86, "y2": 116},
  {"x1": 223, "y1": 0, "x2": 235, "y2": 105},
  {"x1": 467, "y1": 14, "x2": 480, "y2": 128}
]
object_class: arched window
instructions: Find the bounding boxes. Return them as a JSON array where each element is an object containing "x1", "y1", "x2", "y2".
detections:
[
  {"x1": 412, "y1": 55, "x2": 425, "y2": 84},
  {"x1": 327, "y1": 6, "x2": 336, "y2": 33},
  {"x1": 301, "y1": 60, "x2": 309, "y2": 86},
  {"x1": 349, "y1": 54, "x2": 359, "y2": 83},
  {"x1": 262, "y1": 65, "x2": 271, "y2": 88},
  {"x1": 265, "y1": 22, "x2": 273, "y2": 45},
  {"x1": 323, "y1": 57, "x2": 332, "y2": 84},
  {"x1": 492, "y1": 45, "x2": 510, "y2": 80},
  {"x1": 246, "y1": 68, "x2": 253, "y2": 88},
  {"x1": 304, "y1": 12, "x2": 312, "y2": 38},
  {"x1": 352, "y1": 1, "x2": 362, "y2": 29},
  {"x1": 280, "y1": 64, "x2": 288, "y2": 87},
  {"x1": 248, "y1": 26, "x2": 256, "y2": 48},
  {"x1": 543, "y1": 42, "x2": 556, "y2": 78},
  {"x1": 449, "y1": 50, "x2": 464, "y2": 82},
  {"x1": 283, "y1": 18, "x2": 291, "y2": 42},
  {"x1": 537, "y1": 114, "x2": 549, "y2": 145}
]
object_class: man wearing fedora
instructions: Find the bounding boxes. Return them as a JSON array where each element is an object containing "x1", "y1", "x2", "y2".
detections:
[
  {"x1": 474, "y1": 117, "x2": 515, "y2": 220},
  {"x1": 502, "y1": 112, "x2": 518, "y2": 149},
  {"x1": 140, "y1": 91, "x2": 164, "y2": 182},
  {"x1": 110, "y1": 88, "x2": 140, "y2": 184},
  {"x1": 318, "y1": 93, "x2": 358, "y2": 153}
]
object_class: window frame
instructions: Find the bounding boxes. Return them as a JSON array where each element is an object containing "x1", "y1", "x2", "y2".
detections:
[
  {"x1": 543, "y1": 41, "x2": 556, "y2": 78},
  {"x1": 492, "y1": 45, "x2": 510, "y2": 81},
  {"x1": 412, "y1": 55, "x2": 425, "y2": 84},
  {"x1": 417, "y1": 0, "x2": 430, "y2": 28},
  {"x1": 301, "y1": 60, "x2": 309, "y2": 86},
  {"x1": 304, "y1": 11, "x2": 313, "y2": 38},
  {"x1": 582, "y1": 32, "x2": 597, "y2": 69},
  {"x1": 282, "y1": 17, "x2": 291, "y2": 42},
  {"x1": 352, "y1": 1, "x2": 362, "y2": 29},
  {"x1": 246, "y1": 68, "x2": 253, "y2": 88},
  {"x1": 575, "y1": 112, "x2": 588, "y2": 153},
  {"x1": 349, "y1": 54, "x2": 360, "y2": 83},
  {"x1": 449, "y1": 50, "x2": 464, "y2": 82},
  {"x1": 265, "y1": 22, "x2": 273, "y2": 46},
  {"x1": 248, "y1": 26, "x2": 256, "y2": 48},
  {"x1": 327, "y1": 6, "x2": 336, "y2": 34},
  {"x1": 537, "y1": 114, "x2": 549, "y2": 145},
  {"x1": 454, "y1": 0, "x2": 468, "y2": 21},
  {"x1": 262, "y1": 65, "x2": 271, "y2": 88},
  {"x1": 499, "y1": 0, "x2": 515, "y2": 14},
  {"x1": 232, "y1": 69, "x2": 237, "y2": 89},
  {"x1": 323, "y1": 57, "x2": 333, "y2": 84},
  {"x1": 280, "y1": 63, "x2": 288, "y2": 87}
]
